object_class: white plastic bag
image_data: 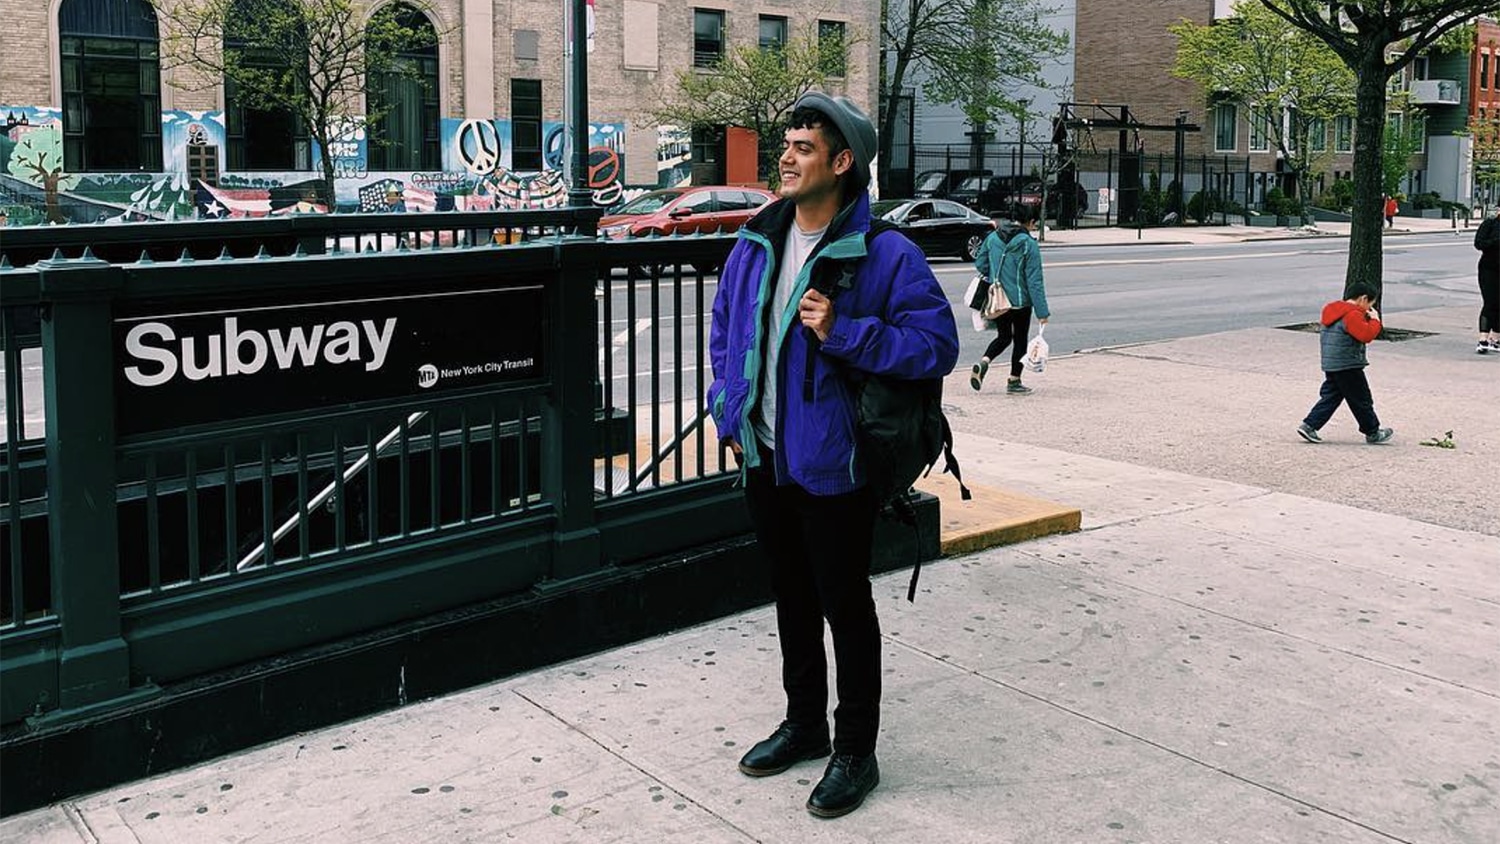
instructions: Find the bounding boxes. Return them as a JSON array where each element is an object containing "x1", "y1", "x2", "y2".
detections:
[
  {"x1": 1024, "y1": 324, "x2": 1049, "y2": 373},
  {"x1": 970, "y1": 309, "x2": 992, "y2": 332}
]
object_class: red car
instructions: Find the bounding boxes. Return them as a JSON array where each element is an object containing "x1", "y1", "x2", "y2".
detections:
[{"x1": 599, "y1": 186, "x2": 777, "y2": 239}]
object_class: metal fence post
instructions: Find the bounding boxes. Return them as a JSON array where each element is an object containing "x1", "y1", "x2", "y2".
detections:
[
  {"x1": 34, "y1": 257, "x2": 154, "y2": 719},
  {"x1": 542, "y1": 234, "x2": 603, "y2": 583}
]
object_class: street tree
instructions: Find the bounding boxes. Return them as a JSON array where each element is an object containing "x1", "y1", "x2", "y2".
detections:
[
  {"x1": 650, "y1": 29, "x2": 849, "y2": 185},
  {"x1": 880, "y1": 0, "x2": 1068, "y2": 191},
  {"x1": 152, "y1": 0, "x2": 439, "y2": 209},
  {"x1": 1170, "y1": 3, "x2": 1355, "y2": 204},
  {"x1": 1255, "y1": 0, "x2": 1496, "y2": 301}
]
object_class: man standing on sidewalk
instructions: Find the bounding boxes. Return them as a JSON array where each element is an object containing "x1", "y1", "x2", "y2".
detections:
[{"x1": 706, "y1": 93, "x2": 958, "y2": 818}]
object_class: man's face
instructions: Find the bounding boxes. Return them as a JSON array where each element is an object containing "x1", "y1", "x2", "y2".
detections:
[{"x1": 778, "y1": 124, "x2": 850, "y2": 205}]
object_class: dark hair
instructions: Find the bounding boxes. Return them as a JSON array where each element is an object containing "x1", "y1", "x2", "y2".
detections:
[
  {"x1": 787, "y1": 105, "x2": 851, "y2": 164},
  {"x1": 1346, "y1": 281, "x2": 1377, "y2": 301},
  {"x1": 1011, "y1": 204, "x2": 1039, "y2": 225}
]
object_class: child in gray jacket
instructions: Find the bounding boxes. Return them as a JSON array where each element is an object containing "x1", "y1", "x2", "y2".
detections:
[{"x1": 1297, "y1": 281, "x2": 1393, "y2": 444}]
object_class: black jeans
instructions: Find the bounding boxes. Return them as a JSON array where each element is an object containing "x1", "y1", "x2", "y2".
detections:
[
  {"x1": 1303, "y1": 368, "x2": 1380, "y2": 435},
  {"x1": 1479, "y1": 261, "x2": 1498, "y2": 333},
  {"x1": 983, "y1": 306, "x2": 1034, "y2": 379},
  {"x1": 743, "y1": 446, "x2": 881, "y2": 756}
]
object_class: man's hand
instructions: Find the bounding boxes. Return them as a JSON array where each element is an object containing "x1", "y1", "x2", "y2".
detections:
[
  {"x1": 799, "y1": 289, "x2": 836, "y2": 342},
  {"x1": 1039, "y1": 317, "x2": 1049, "y2": 325},
  {"x1": 726, "y1": 438, "x2": 742, "y2": 455},
  {"x1": 1367, "y1": 308, "x2": 1380, "y2": 322}
]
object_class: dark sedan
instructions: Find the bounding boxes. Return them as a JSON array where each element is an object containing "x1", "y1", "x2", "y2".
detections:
[{"x1": 871, "y1": 198, "x2": 994, "y2": 261}]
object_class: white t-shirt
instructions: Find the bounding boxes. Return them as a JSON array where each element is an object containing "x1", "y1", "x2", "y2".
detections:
[{"x1": 753, "y1": 221, "x2": 827, "y2": 447}]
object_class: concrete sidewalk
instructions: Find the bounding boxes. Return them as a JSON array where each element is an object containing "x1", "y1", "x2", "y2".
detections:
[{"x1": 7, "y1": 307, "x2": 1497, "y2": 843}]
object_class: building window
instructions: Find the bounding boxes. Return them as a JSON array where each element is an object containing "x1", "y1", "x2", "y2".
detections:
[
  {"x1": 365, "y1": 3, "x2": 439, "y2": 171},
  {"x1": 511, "y1": 79, "x2": 543, "y2": 171},
  {"x1": 1213, "y1": 103, "x2": 1237, "y2": 152},
  {"x1": 224, "y1": 0, "x2": 308, "y2": 171},
  {"x1": 1334, "y1": 115, "x2": 1353, "y2": 152},
  {"x1": 693, "y1": 9, "x2": 724, "y2": 68},
  {"x1": 1307, "y1": 117, "x2": 1327, "y2": 152},
  {"x1": 514, "y1": 30, "x2": 540, "y2": 62},
  {"x1": 1408, "y1": 111, "x2": 1427, "y2": 154},
  {"x1": 1249, "y1": 107, "x2": 1270, "y2": 152},
  {"x1": 57, "y1": 0, "x2": 163, "y2": 172},
  {"x1": 1483, "y1": 53, "x2": 1491, "y2": 90},
  {"x1": 759, "y1": 15, "x2": 787, "y2": 53},
  {"x1": 818, "y1": 20, "x2": 846, "y2": 77}
]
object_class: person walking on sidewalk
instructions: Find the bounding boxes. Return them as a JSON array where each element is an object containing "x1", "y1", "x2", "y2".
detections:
[
  {"x1": 1383, "y1": 194, "x2": 1398, "y2": 229},
  {"x1": 706, "y1": 93, "x2": 958, "y2": 819},
  {"x1": 1297, "y1": 281, "x2": 1393, "y2": 444},
  {"x1": 1473, "y1": 206, "x2": 1499, "y2": 354},
  {"x1": 970, "y1": 204, "x2": 1050, "y2": 394}
]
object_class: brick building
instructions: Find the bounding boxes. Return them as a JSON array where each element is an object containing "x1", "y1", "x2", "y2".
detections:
[
  {"x1": 1072, "y1": 1, "x2": 1492, "y2": 208},
  {"x1": 0, "y1": 0, "x2": 877, "y2": 220}
]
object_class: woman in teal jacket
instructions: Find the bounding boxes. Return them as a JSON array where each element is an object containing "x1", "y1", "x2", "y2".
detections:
[{"x1": 970, "y1": 205, "x2": 1050, "y2": 394}]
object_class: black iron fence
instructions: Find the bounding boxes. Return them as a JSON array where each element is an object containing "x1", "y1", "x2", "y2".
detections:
[
  {"x1": 907, "y1": 143, "x2": 1264, "y2": 227},
  {"x1": 0, "y1": 210, "x2": 756, "y2": 728}
]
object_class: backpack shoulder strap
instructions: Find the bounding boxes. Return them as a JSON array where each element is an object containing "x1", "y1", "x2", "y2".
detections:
[{"x1": 865, "y1": 218, "x2": 900, "y2": 247}]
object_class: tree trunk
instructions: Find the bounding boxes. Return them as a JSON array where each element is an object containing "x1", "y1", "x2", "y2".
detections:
[
  {"x1": 879, "y1": 49, "x2": 913, "y2": 197},
  {"x1": 1346, "y1": 47, "x2": 1388, "y2": 303},
  {"x1": 43, "y1": 174, "x2": 64, "y2": 224},
  {"x1": 318, "y1": 144, "x2": 337, "y2": 212}
]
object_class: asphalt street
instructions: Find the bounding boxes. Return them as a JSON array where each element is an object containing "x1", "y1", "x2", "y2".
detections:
[{"x1": 929, "y1": 231, "x2": 1484, "y2": 360}]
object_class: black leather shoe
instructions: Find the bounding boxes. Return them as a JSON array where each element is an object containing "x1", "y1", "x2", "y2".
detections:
[
  {"x1": 806, "y1": 753, "x2": 880, "y2": 818},
  {"x1": 737, "y1": 721, "x2": 831, "y2": 777}
]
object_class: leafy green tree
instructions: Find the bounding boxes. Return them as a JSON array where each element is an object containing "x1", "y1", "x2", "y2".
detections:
[
  {"x1": 880, "y1": 0, "x2": 1068, "y2": 191},
  {"x1": 1255, "y1": 0, "x2": 1496, "y2": 302},
  {"x1": 651, "y1": 30, "x2": 848, "y2": 184},
  {"x1": 1171, "y1": 3, "x2": 1355, "y2": 202},
  {"x1": 1381, "y1": 96, "x2": 1425, "y2": 198},
  {"x1": 152, "y1": 0, "x2": 439, "y2": 208}
]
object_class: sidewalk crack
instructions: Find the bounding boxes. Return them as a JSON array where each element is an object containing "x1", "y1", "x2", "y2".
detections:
[{"x1": 510, "y1": 689, "x2": 765, "y2": 842}]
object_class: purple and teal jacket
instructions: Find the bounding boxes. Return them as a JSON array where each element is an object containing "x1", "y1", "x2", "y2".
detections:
[{"x1": 707, "y1": 193, "x2": 959, "y2": 495}]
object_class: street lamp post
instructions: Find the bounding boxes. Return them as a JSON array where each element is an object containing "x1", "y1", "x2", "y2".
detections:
[{"x1": 567, "y1": 0, "x2": 592, "y2": 209}]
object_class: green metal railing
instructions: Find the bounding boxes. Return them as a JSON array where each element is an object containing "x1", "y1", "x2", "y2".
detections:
[{"x1": 0, "y1": 215, "x2": 746, "y2": 726}]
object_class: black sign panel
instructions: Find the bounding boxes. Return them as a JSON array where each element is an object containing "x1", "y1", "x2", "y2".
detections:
[{"x1": 114, "y1": 286, "x2": 546, "y2": 436}]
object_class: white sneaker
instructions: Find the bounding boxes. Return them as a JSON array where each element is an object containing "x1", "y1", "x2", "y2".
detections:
[{"x1": 1479, "y1": 340, "x2": 1492, "y2": 355}]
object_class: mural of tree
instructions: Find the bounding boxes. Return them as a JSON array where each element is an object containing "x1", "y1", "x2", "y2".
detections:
[{"x1": 7, "y1": 127, "x2": 77, "y2": 224}]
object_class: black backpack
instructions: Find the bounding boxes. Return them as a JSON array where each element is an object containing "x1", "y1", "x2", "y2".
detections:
[{"x1": 808, "y1": 220, "x2": 971, "y2": 601}]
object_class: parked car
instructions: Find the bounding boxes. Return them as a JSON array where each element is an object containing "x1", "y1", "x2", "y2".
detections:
[
  {"x1": 912, "y1": 168, "x2": 990, "y2": 199},
  {"x1": 598, "y1": 186, "x2": 777, "y2": 239},
  {"x1": 949, "y1": 174, "x2": 1044, "y2": 217},
  {"x1": 870, "y1": 198, "x2": 995, "y2": 261}
]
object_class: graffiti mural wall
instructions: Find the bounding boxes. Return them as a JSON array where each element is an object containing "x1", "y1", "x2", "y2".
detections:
[
  {"x1": 2, "y1": 104, "x2": 701, "y2": 224},
  {"x1": 441, "y1": 118, "x2": 626, "y2": 209}
]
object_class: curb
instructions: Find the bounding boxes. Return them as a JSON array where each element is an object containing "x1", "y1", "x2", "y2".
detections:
[
  {"x1": 1035, "y1": 226, "x2": 1465, "y2": 250},
  {"x1": 913, "y1": 474, "x2": 1082, "y2": 557}
]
